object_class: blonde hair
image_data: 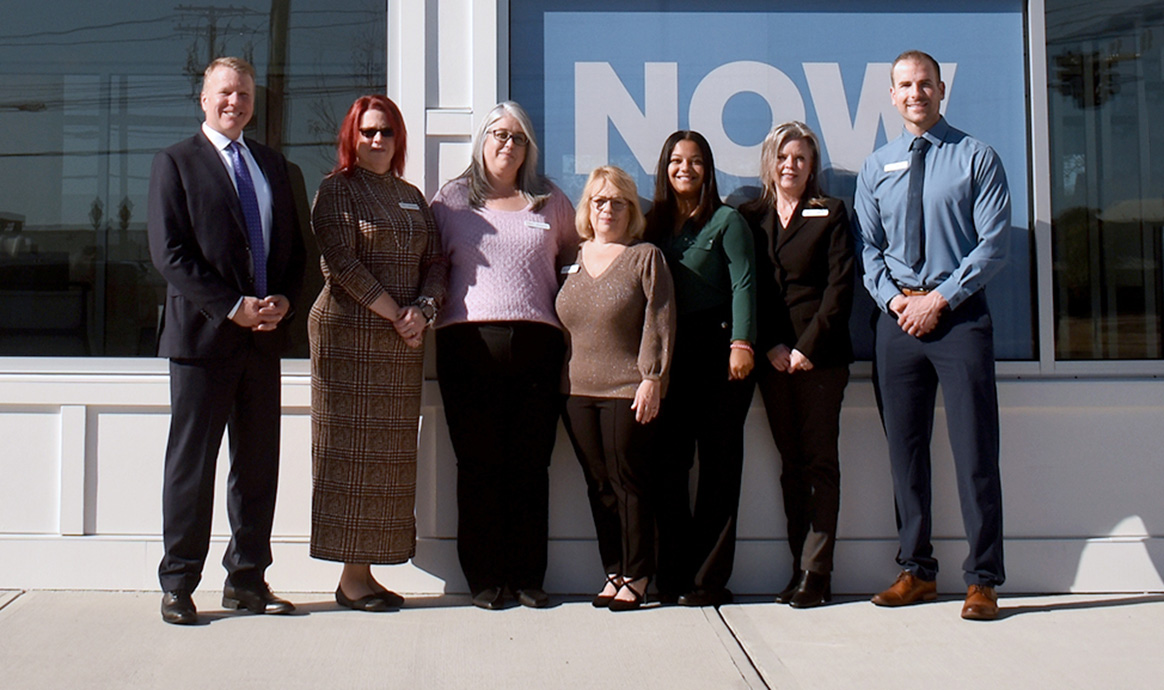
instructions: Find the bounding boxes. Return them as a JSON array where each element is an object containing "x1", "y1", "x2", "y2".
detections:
[
  {"x1": 575, "y1": 166, "x2": 646, "y2": 241},
  {"x1": 202, "y1": 57, "x2": 255, "y2": 90},
  {"x1": 756, "y1": 121, "x2": 825, "y2": 207}
]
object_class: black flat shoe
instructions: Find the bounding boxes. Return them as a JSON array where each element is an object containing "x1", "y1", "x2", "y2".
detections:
[
  {"x1": 608, "y1": 578, "x2": 648, "y2": 612},
  {"x1": 789, "y1": 571, "x2": 832, "y2": 609},
  {"x1": 222, "y1": 582, "x2": 295, "y2": 615},
  {"x1": 371, "y1": 586, "x2": 406, "y2": 609},
  {"x1": 161, "y1": 591, "x2": 198, "y2": 625},
  {"x1": 336, "y1": 586, "x2": 401, "y2": 612},
  {"x1": 516, "y1": 588, "x2": 550, "y2": 609},
  {"x1": 592, "y1": 574, "x2": 621, "y2": 608},
  {"x1": 471, "y1": 587, "x2": 505, "y2": 610},
  {"x1": 775, "y1": 571, "x2": 804, "y2": 604}
]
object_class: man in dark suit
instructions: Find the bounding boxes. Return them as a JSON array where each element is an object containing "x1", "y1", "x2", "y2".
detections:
[{"x1": 148, "y1": 56, "x2": 305, "y2": 625}]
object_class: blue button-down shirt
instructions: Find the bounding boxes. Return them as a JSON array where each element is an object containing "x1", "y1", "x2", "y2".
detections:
[{"x1": 854, "y1": 117, "x2": 1011, "y2": 312}]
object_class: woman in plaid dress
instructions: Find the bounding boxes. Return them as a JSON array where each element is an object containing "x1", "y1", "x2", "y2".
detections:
[{"x1": 308, "y1": 95, "x2": 447, "y2": 611}]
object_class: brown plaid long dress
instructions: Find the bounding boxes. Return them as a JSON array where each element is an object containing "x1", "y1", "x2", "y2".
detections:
[{"x1": 308, "y1": 167, "x2": 447, "y2": 563}]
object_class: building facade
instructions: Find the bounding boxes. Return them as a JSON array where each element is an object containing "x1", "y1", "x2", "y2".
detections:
[{"x1": 1, "y1": 0, "x2": 1162, "y2": 593}]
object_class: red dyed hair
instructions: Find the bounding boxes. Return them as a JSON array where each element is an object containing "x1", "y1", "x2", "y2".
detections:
[{"x1": 332, "y1": 94, "x2": 407, "y2": 176}]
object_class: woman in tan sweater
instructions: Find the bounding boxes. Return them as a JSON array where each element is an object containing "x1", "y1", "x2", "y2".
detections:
[{"x1": 556, "y1": 166, "x2": 676, "y2": 611}]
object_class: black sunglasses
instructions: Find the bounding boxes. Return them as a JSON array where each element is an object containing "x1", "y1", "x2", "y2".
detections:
[{"x1": 359, "y1": 127, "x2": 395, "y2": 139}]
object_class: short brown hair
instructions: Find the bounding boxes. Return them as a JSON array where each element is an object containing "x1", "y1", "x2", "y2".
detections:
[{"x1": 891, "y1": 50, "x2": 940, "y2": 83}]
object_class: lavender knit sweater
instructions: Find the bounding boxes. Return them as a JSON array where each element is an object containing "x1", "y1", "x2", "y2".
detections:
[{"x1": 430, "y1": 178, "x2": 577, "y2": 329}]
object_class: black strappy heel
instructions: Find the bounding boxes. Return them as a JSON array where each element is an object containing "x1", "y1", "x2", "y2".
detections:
[
  {"x1": 608, "y1": 577, "x2": 648, "y2": 612},
  {"x1": 592, "y1": 573, "x2": 622, "y2": 608}
]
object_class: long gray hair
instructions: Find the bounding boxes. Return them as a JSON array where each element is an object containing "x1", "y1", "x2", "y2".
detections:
[{"x1": 459, "y1": 101, "x2": 552, "y2": 210}]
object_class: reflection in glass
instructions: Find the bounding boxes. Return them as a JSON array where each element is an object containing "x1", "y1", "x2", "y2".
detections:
[
  {"x1": 0, "y1": 2, "x2": 386, "y2": 357},
  {"x1": 1048, "y1": 1, "x2": 1164, "y2": 359}
]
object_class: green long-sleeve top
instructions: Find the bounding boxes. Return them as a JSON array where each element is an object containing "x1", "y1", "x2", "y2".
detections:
[{"x1": 655, "y1": 205, "x2": 757, "y2": 344}]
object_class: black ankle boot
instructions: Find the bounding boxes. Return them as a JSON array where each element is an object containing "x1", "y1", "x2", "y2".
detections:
[
  {"x1": 789, "y1": 571, "x2": 832, "y2": 609},
  {"x1": 775, "y1": 570, "x2": 804, "y2": 604}
]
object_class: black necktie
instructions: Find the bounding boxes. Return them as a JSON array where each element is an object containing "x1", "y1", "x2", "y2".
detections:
[
  {"x1": 227, "y1": 141, "x2": 267, "y2": 297},
  {"x1": 905, "y1": 136, "x2": 931, "y2": 269}
]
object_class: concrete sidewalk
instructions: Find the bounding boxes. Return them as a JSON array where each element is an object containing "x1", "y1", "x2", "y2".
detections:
[{"x1": 1, "y1": 590, "x2": 1161, "y2": 689}]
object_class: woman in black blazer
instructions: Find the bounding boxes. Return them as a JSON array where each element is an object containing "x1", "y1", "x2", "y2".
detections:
[{"x1": 740, "y1": 121, "x2": 855, "y2": 608}]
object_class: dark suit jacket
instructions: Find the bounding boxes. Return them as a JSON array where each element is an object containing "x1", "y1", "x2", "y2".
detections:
[
  {"x1": 741, "y1": 196, "x2": 855, "y2": 367},
  {"x1": 148, "y1": 131, "x2": 306, "y2": 359}
]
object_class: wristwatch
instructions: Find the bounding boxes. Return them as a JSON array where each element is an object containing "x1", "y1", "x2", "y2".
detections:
[{"x1": 414, "y1": 296, "x2": 438, "y2": 326}]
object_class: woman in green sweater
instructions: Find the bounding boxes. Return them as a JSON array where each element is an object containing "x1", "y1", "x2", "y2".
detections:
[{"x1": 645, "y1": 131, "x2": 757, "y2": 607}]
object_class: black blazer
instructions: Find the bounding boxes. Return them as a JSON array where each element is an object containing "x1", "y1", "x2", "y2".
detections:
[
  {"x1": 148, "y1": 131, "x2": 305, "y2": 359},
  {"x1": 741, "y1": 196, "x2": 855, "y2": 367}
]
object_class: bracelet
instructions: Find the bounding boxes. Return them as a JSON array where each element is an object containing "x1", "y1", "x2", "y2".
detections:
[
  {"x1": 413, "y1": 296, "x2": 438, "y2": 326},
  {"x1": 729, "y1": 342, "x2": 753, "y2": 354}
]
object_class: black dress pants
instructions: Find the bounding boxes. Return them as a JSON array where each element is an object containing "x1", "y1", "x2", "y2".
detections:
[
  {"x1": 436, "y1": 322, "x2": 564, "y2": 594},
  {"x1": 654, "y1": 309, "x2": 755, "y2": 596},
  {"x1": 158, "y1": 348, "x2": 281, "y2": 593},
  {"x1": 562, "y1": 396, "x2": 656, "y2": 580},
  {"x1": 874, "y1": 292, "x2": 1004, "y2": 587},
  {"x1": 756, "y1": 361, "x2": 849, "y2": 575}
]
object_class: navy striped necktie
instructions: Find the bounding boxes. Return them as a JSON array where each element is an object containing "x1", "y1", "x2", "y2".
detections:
[{"x1": 227, "y1": 141, "x2": 267, "y2": 297}]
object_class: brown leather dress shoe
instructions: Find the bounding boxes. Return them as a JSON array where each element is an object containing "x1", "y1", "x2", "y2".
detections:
[
  {"x1": 871, "y1": 570, "x2": 937, "y2": 607},
  {"x1": 961, "y1": 584, "x2": 999, "y2": 620}
]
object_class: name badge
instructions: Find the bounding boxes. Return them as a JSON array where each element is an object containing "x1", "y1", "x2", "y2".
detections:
[
  {"x1": 399, "y1": 202, "x2": 420, "y2": 211},
  {"x1": 561, "y1": 264, "x2": 580, "y2": 274},
  {"x1": 526, "y1": 220, "x2": 551, "y2": 230},
  {"x1": 802, "y1": 208, "x2": 829, "y2": 218},
  {"x1": 884, "y1": 160, "x2": 909, "y2": 172}
]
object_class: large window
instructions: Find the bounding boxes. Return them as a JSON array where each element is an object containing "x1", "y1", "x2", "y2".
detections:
[
  {"x1": 1047, "y1": 0, "x2": 1164, "y2": 360},
  {"x1": 511, "y1": 0, "x2": 1035, "y2": 360},
  {"x1": 0, "y1": 1, "x2": 386, "y2": 357}
]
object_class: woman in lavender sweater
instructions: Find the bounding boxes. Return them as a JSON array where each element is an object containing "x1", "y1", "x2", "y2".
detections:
[{"x1": 430, "y1": 102, "x2": 576, "y2": 610}]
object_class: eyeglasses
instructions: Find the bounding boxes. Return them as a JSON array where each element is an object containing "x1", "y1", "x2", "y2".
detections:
[
  {"x1": 359, "y1": 127, "x2": 394, "y2": 139},
  {"x1": 590, "y1": 197, "x2": 629, "y2": 212},
  {"x1": 486, "y1": 129, "x2": 529, "y2": 147}
]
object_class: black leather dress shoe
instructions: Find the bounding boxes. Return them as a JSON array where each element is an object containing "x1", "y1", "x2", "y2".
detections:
[
  {"x1": 789, "y1": 571, "x2": 832, "y2": 609},
  {"x1": 336, "y1": 586, "x2": 403, "y2": 612},
  {"x1": 161, "y1": 591, "x2": 198, "y2": 625},
  {"x1": 222, "y1": 582, "x2": 295, "y2": 614},
  {"x1": 677, "y1": 588, "x2": 733, "y2": 607},
  {"x1": 775, "y1": 571, "x2": 804, "y2": 604},
  {"x1": 515, "y1": 588, "x2": 550, "y2": 609},
  {"x1": 471, "y1": 587, "x2": 505, "y2": 610}
]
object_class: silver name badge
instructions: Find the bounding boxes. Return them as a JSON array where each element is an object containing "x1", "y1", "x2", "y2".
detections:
[
  {"x1": 561, "y1": 264, "x2": 580, "y2": 274},
  {"x1": 802, "y1": 208, "x2": 829, "y2": 217},
  {"x1": 526, "y1": 220, "x2": 551, "y2": 230},
  {"x1": 399, "y1": 202, "x2": 420, "y2": 211},
  {"x1": 884, "y1": 160, "x2": 909, "y2": 172}
]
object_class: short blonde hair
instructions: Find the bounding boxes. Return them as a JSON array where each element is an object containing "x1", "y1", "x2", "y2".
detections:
[
  {"x1": 575, "y1": 166, "x2": 646, "y2": 241},
  {"x1": 202, "y1": 57, "x2": 255, "y2": 90}
]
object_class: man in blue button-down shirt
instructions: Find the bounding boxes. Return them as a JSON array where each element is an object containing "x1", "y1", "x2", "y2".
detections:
[{"x1": 854, "y1": 50, "x2": 1009, "y2": 621}]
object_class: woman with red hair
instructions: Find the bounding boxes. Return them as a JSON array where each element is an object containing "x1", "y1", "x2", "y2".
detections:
[{"x1": 308, "y1": 94, "x2": 447, "y2": 611}]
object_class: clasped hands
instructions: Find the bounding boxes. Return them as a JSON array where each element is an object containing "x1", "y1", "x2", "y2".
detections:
[
  {"x1": 231, "y1": 295, "x2": 290, "y2": 332},
  {"x1": 889, "y1": 291, "x2": 948, "y2": 338},
  {"x1": 766, "y1": 344, "x2": 814, "y2": 373},
  {"x1": 391, "y1": 305, "x2": 426, "y2": 349}
]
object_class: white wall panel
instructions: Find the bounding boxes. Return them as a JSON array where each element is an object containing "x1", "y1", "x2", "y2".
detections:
[
  {"x1": 92, "y1": 411, "x2": 168, "y2": 535},
  {"x1": 437, "y1": 0, "x2": 472, "y2": 107},
  {"x1": 0, "y1": 411, "x2": 60, "y2": 533}
]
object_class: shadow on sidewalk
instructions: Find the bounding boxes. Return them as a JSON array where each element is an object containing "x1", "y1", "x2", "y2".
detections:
[{"x1": 996, "y1": 593, "x2": 1164, "y2": 620}]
